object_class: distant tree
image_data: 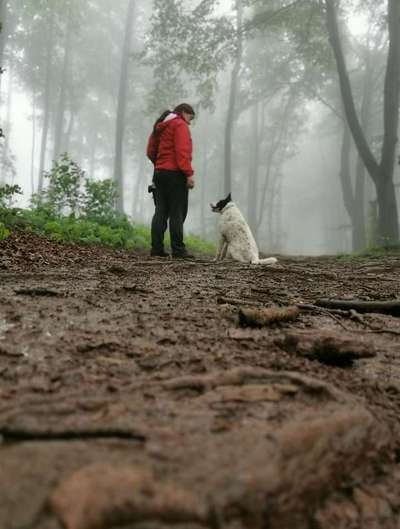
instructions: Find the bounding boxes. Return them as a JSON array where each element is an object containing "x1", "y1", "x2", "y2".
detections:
[
  {"x1": 234, "y1": 1, "x2": 315, "y2": 243},
  {"x1": 0, "y1": 0, "x2": 6, "y2": 144},
  {"x1": 37, "y1": 7, "x2": 55, "y2": 192},
  {"x1": 53, "y1": 0, "x2": 75, "y2": 161},
  {"x1": 224, "y1": 0, "x2": 243, "y2": 196},
  {"x1": 0, "y1": 0, "x2": 6, "y2": 94},
  {"x1": 144, "y1": 0, "x2": 235, "y2": 112},
  {"x1": 325, "y1": 0, "x2": 400, "y2": 246},
  {"x1": 113, "y1": 0, "x2": 136, "y2": 214},
  {"x1": 336, "y1": 27, "x2": 386, "y2": 251},
  {"x1": 13, "y1": 1, "x2": 65, "y2": 191}
]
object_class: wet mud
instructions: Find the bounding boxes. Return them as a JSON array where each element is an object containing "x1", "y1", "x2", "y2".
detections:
[{"x1": 1, "y1": 231, "x2": 400, "y2": 529}]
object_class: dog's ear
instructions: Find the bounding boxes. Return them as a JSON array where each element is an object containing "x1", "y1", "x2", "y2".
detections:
[{"x1": 226, "y1": 193, "x2": 232, "y2": 202}]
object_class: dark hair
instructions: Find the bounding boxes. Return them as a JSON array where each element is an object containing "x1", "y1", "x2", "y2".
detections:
[
  {"x1": 153, "y1": 109, "x2": 171, "y2": 134},
  {"x1": 152, "y1": 104, "x2": 195, "y2": 133},
  {"x1": 173, "y1": 103, "x2": 195, "y2": 117}
]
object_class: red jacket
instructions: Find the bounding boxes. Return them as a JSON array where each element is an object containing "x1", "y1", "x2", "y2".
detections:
[{"x1": 146, "y1": 113, "x2": 194, "y2": 177}]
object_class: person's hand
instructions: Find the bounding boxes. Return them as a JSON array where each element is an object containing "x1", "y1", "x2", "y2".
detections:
[{"x1": 187, "y1": 176, "x2": 195, "y2": 189}]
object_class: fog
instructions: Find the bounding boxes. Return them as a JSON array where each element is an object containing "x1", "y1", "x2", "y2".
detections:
[{"x1": 1, "y1": 0, "x2": 399, "y2": 254}]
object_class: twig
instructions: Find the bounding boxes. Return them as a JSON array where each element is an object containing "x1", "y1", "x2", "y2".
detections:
[
  {"x1": 0, "y1": 427, "x2": 147, "y2": 443},
  {"x1": 297, "y1": 303, "x2": 351, "y2": 330},
  {"x1": 316, "y1": 299, "x2": 400, "y2": 317},
  {"x1": 363, "y1": 327, "x2": 400, "y2": 336},
  {"x1": 0, "y1": 346, "x2": 24, "y2": 358},
  {"x1": 298, "y1": 303, "x2": 400, "y2": 335},
  {"x1": 14, "y1": 287, "x2": 61, "y2": 297},
  {"x1": 217, "y1": 296, "x2": 262, "y2": 307}
]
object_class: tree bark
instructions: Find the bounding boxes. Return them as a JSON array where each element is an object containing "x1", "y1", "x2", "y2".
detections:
[
  {"x1": 325, "y1": 0, "x2": 400, "y2": 245},
  {"x1": 114, "y1": 0, "x2": 135, "y2": 213},
  {"x1": 223, "y1": 0, "x2": 243, "y2": 196}
]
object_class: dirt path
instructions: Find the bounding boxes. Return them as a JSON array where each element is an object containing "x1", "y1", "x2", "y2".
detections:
[{"x1": 1, "y1": 231, "x2": 400, "y2": 529}]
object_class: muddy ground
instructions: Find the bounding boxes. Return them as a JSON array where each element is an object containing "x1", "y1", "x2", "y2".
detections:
[{"x1": 1, "y1": 231, "x2": 400, "y2": 529}]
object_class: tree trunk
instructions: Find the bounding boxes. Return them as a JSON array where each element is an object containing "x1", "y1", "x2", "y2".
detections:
[
  {"x1": 114, "y1": 0, "x2": 135, "y2": 213},
  {"x1": 53, "y1": 2, "x2": 73, "y2": 161},
  {"x1": 132, "y1": 151, "x2": 146, "y2": 218},
  {"x1": 38, "y1": 11, "x2": 55, "y2": 193},
  {"x1": 325, "y1": 0, "x2": 400, "y2": 245},
  {"x1": 200, "y1": 133, "x2": 208, "y2": 238},
  {"x1": 337, "y1": 119, "x2": 367, "y2": 251},
  {"x1": 30, "y1": 95, "x2": 36, "y2": 195},
  {"x1": 257, "y1": 94, "x2": 292, "y2": 230},
  {"x1": 353, "y1": 154, "x2": 366, "y2": 250},
  {"x1": 0, "y1": 0, "x2": 6, "y2": 94},
  {"x1": 352, "y1": 52, "x2": 375, "y2": 251},
  {"x1": 88, "y1": 130, "x2": 98, "y2": 180},
  {"x1": 376, "y1": 177, "x2": 399, "y2": 245},
  {"x1": 379, "y1": 0, "x2": 400, "y2": 243},
  {"x1": 223, "y1": 0, "x2": 243, "y2": 196},
  {"x1": 338, "y1": 123, "x2": 361, "y2": 250},
  {"x1": 247, "y1": 102, "x2": 259, "y2": 234},
  {"x1": 4, "y1": 63, "x2": 12, "y2": 156},
  {"x1": 63, "y1": 109, "x2": 75, "y2": 155}
]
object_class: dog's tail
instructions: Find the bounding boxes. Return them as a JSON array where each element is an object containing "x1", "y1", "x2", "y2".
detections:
[{"x1": 252, "y1": 257, "x2": 277, "y2": 265}]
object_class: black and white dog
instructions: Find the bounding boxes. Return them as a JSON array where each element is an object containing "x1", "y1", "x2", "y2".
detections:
[{"x1": 210, "y1": 193, "x2": 277, "y2": 265}]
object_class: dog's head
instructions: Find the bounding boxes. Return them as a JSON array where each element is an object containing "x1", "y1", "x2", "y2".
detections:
[{"x1": 210, "y1": 193, "x2": 232, "y2": 213}]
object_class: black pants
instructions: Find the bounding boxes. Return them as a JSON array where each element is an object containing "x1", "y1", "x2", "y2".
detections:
[{"x1": 151, "y1": 170, "x2": 189, "y2": 255}]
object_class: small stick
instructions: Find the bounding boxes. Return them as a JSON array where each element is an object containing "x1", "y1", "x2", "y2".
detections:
[{"x1": 316, "y1": 299, "x2": 400, "y2": 317}]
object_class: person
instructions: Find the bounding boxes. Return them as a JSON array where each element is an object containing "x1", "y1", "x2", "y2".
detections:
[{"x1": 146, "y1": 103, "x2": 196, "y2": 258}]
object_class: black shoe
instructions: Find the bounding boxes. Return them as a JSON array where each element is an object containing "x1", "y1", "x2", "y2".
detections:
[
  {"x1": 172, "y1": 252, "x2": 194, "y2": 259},
  {"x1": 150, "y1": 250, "x2": 169, "y2": 257}
]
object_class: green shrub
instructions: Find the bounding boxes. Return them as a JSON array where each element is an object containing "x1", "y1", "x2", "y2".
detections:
[
  {"x1": 0, "y1": 221, "x2": 10, "y2": 240},
  {"x1": 82, "y1": 178, "x2": 118, "y2": 223},
  {"x1": 0, "y1": 184, "x2": 24, "y2": 231},
  {"x1": 0, "y1": 183, "x2": 22, "y2": 209},
  {"x1": 1, "y1": 155, "x2": 215, "y2": 253},
  {"x1": 35, "y1": 153, "x2": 85, "y2": 217}
]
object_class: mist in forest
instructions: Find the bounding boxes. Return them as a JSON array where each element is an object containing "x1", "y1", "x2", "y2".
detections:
[{"x1": 1, "y1": 0, "x2": 399, "y2": 255}]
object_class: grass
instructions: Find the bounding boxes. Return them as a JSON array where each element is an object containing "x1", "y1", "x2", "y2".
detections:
[{"x1": 336, "y1": 244, "x2": 400, "y2": 261}]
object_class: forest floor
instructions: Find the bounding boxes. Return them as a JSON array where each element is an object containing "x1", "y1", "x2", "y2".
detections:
[{"x1": 1, "y1": 231, "x2": 400, "y2": 529}]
